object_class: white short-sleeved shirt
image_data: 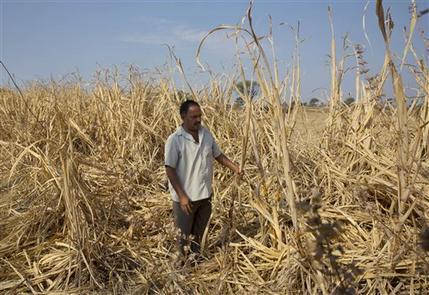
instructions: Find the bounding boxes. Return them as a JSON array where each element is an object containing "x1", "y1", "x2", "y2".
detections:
[{"x1": 164, "y1": 125, "x2": 222, "y2": 202}]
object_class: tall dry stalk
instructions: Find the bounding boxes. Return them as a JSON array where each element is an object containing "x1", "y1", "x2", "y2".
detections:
[{"x1": 1, "y1": 1, "x2": 429, "y2": 293}]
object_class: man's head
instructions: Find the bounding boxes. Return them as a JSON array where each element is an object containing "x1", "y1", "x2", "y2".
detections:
[{"x1": 180, "y1": 100, "x2": 202, "y2": 132}]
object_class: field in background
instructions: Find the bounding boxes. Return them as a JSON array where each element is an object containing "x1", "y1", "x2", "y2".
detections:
[
  {"x1": 293, "y1": 107, "x2": 328, "y2": 143},
  {"x1": 1, "y1": 1, "x2": 429, "y2": 294}
]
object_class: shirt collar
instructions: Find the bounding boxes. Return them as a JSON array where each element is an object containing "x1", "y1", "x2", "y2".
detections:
[{"x1": 177, "y1": 125, "x2": 204, "y2": 142}]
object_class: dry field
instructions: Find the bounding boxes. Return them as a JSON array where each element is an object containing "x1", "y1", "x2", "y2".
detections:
[{"x1": 1, "y1": 1, "x2": 429, "y2": 294}]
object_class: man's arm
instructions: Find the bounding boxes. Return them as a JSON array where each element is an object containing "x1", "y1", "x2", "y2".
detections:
[
  {"x1": 215, "y1": 154, "x2": 240, "y2": 175},
  {"x1": 165, "y1": 166, "x2": 191, "y2": 215}
]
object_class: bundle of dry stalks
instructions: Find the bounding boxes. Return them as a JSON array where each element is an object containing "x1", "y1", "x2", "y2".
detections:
[{"x1": 1, "y1": 0, "x2": 429, "y2": 293}]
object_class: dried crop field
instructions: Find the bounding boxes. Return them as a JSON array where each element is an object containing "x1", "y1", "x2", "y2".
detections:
[{"x1": 1, "y1": 2, "x2": 428, "y2": 294}]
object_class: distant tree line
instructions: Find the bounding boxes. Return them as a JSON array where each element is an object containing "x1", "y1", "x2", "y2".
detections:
[{"x1": 173, "y1": 81, "x2": 364, "y2": 109}]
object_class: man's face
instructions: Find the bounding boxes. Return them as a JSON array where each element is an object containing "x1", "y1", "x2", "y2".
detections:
[{"x1": 182, "y1": 105, "x2": 202, "y2": 132}]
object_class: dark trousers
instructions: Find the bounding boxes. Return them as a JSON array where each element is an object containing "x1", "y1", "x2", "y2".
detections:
[{"x1": 172, "y1": 197, "x2": 212, "y2": 256}]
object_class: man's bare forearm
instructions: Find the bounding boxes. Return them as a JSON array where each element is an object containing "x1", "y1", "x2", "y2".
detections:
[
  {"x1": 215, "y1": 154, "x2": 240, "y2": 174},
  {"x1": 165, "y1": 166, "x2": 188, "y2": 200}
]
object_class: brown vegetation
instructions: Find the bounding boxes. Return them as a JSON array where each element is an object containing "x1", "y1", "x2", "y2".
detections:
[{"x1": 1, "y1": 1, "x2": 428, "y2": 293}]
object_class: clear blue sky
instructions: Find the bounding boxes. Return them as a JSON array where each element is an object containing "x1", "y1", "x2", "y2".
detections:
[{"x1": 1, "y1": 0, "x2": 428, "y2": 101}]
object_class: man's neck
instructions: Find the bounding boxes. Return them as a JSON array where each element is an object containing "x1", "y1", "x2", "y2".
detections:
[{"x1": 182, "y1": 125, "x2": 199, "y2": 142}]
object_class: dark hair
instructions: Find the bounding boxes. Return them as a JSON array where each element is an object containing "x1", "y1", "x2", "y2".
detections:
[{"x1": 179, "y1": 100, "x2": 200, "y2": 116}]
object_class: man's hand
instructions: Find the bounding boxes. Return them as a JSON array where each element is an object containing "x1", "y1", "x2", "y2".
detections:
[
  {"x1": 234, "y1": 165, "x2": 243, "y2": 180},
  {"x1": 216, "y1": 154, "x2": 243, "y2": 178},
  {"x1": 179, "y1": 195, "x2": 192, "y2": 215},
  {"x1": 233, "y1": 164, "x2": 241, "y2": 175},
  {"x1": 166, "y1": 166, "x2": 192, "y2": 215}
]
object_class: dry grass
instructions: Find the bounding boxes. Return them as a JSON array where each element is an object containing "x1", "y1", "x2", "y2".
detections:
[{"x1": 1, "y1": 1, "x2": 429, "y2": 294}]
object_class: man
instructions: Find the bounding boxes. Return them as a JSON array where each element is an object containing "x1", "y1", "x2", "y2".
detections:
[{"x1": 165, "y1": 100, "x2": 240, "y2": 262}]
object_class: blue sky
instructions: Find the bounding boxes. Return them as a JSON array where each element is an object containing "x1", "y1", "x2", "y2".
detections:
[{"x1": 1, "y1": 0, "x2": 428, "y2": 101}]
